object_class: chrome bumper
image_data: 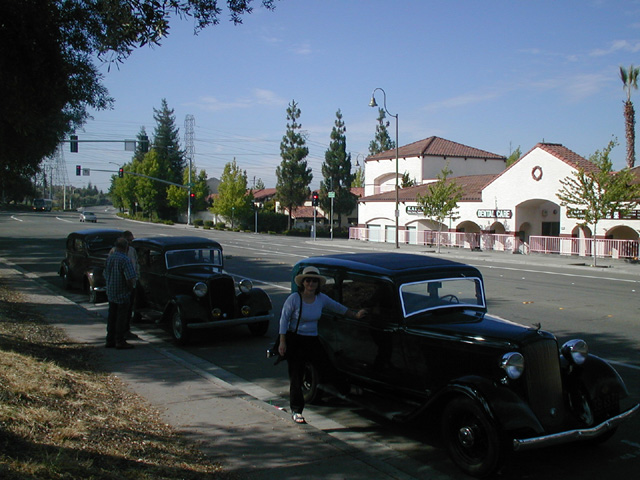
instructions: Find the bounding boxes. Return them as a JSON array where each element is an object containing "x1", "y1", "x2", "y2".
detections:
[
  {"x1": 187, "y1": 313, "x2": 274, "y2": 329},
  {"x1": 513, "y1": 403, "x2": 639, "y2": 451}
]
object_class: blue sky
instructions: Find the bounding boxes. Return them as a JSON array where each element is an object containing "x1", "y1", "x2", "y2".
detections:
[{"x1": 66, "y1": 0, "x2": 640, "y2": 192}]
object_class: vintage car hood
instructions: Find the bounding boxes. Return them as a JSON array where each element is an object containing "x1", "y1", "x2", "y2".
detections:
[
  {"x1": 166, "y1": 267, "x2": 225, "y2": 280},
  {"x1": 406, "y1": 310, "x2": 547, "y2": 349}
]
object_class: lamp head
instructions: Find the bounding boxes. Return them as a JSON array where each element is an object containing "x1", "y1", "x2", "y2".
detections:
[{"x1": 369, "y1": 95, "x2": 378, "y2": 108}]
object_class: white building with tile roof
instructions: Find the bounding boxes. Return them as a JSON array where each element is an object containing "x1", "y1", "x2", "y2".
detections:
[{"x1": 356, "y1": 139, "x2": 640, "y2": 258}]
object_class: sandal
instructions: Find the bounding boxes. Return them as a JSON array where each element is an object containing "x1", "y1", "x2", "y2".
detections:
[{"x1": 292, "y1": 413, "x2": 306, "y2": 424}]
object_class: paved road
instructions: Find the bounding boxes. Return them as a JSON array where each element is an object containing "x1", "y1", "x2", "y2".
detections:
[{"x1": 2, "y1": 208, "x2": 640, "y2": 479}]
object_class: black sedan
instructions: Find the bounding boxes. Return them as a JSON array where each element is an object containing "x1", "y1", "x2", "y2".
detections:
[
  {"x1": 131, "y1": 236, "x2": 273, "y2": 344},
  {"x1": 293, "y1": 253, "x2": 639, "y2": 477},
  {"x1": 59, "y1": 228, "x2": 125, "y2": 303}
]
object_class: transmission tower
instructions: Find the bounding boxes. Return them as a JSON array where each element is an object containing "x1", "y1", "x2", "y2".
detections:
[
  {"x1": 185, "y1": 114, "x2": 195, "y2": 224},
  {"x1": 42, "y1": 145, "x2": 71, "y2": 207},
  {"x1": 185, "y1": 114, "x2": 195, "y2": 169}
]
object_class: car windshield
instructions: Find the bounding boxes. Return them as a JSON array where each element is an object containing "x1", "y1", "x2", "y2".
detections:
[
  {"x1": 85, "y1": 234, "x2": 120, "y2": 252},
  {"x1": 165, "y1": 248, "x2": 222, "y2": 269},
  {"x1": 400, "y1": 277, "x2": 485, "y2": 317}
]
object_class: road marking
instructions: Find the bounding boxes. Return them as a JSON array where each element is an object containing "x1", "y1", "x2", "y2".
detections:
[
  {"x1": 226, "y1": 272, "x2": 290, "y2": 291},
  {"x1": 10, "y1": 216, "x2": 23, "y2": 222},
  {"x1": 479, "y1": 264, "x2": 640, "y2": 284}
]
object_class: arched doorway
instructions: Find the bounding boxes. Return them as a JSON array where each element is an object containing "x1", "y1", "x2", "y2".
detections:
[
  {"x1": 571, "y1": 225, "x2": 592, "y2": 256},
  {"x1": 489, "y1": 222, "x2": 506, "y2": 234}
]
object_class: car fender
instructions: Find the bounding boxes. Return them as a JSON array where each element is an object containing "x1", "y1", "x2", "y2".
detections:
[
  {"x1": 428, "y1": 376, "x2": 545, "y2": 435},
  {"x1": 85, "y1": 265, "x2": 104, "y2": 288},
  {"x1": 574, "y1": 354, "x2": 630, "y2": 400},
  {"x1": 237, "y1": 287, "x2": 272, "y2": 314},
  {"x1": 171, "y1": 295, "x2": 207, "y2": 320}
]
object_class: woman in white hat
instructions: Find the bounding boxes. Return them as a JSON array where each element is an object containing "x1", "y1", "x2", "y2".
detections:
[{"x1": 278, "y1": 266, "x2": 367, "y2": 424}]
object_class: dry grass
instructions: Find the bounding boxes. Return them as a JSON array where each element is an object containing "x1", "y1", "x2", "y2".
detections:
[{"x1": 0, "y1": 279, "x2": 236, "y2": 480}]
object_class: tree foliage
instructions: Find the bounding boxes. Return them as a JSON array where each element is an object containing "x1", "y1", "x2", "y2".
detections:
[
  {"x1": 167, "y1": 167, "x2": 209, "y2": 212},
  {"x1": 319, "y1": 110, "x2": 357, "y2": 227},
  {"x1": 416, "y1": 166, "x2": 463, "y2": 253},
  {"x1": 401, "y1": 172, "x2": 417, "y2": 188},
  {"x1": 620, "y1": 65, "x2": 640, "y2": 168},
  {"x1": 1, "y1": 1, "x2": 275, "y2": 195},
  {"x1": 275, "y1": 100, "x2": 312, "y2": 229},
  {"x1": 212, "y1": 159, "x2": 252, "y2": 227},
  {"x1": 556, "y1": 140, "x2": 640, "y2": 265},
  {"x1": 506, "y1": 146, "x2": 522, "y2": 167},
  {"x1": 352, "y1": 167, "x2": 365, "y2": 188},
  {"x1": 368, "y1": 108, "x2": 396, "y2": 155}
]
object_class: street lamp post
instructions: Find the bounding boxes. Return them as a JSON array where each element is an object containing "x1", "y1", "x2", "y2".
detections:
[{"x1": 369, "y1": 88, "x2": 399, "y2": 249}]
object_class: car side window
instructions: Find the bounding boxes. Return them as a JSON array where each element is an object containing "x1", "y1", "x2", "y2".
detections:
[
  {"x1": 74, "y1": 238, "x2": 84, "y2": 253},
  {"x1": 341, "y1": 276, "x2": 395, "y2": 323},
  {"x1": 321, "y1": 274, "x2": 338, "y2": 301},
  {"x1": 148, "y1": 249, "x2": 164, "y2": 274}
]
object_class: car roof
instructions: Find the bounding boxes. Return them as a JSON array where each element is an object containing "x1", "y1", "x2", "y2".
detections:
[
  {"x1": 132, "y1": 236, "x2": 223, "y2": 250},
  {"x1": 298, "y1": 253, "x2": 480, "y2": 278},
  {"x1": 70, "y1": 228, "x2": 123, "y2": 237}
]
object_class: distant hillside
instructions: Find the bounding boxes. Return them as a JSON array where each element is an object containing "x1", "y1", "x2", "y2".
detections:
[{"x1": 206, "y1": 177, "x2": 220, "y2": 194}]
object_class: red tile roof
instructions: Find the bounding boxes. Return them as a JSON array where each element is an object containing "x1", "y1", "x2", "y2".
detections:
[
  {"x1": 523, "y1": 143, "x2": 600, "y2": 173},
  {"x1": 289, "y1": 206, "x2": 326, "y2": 220},
  {"x1": 367, "y1": 136, "x2": 505, "y2": 162},
  {"x1": 251, "y1": 188, "x2": 277, "y2": 200},
  {"x1": 359, "y1": 174, "x2": 497, "y2": 203}
]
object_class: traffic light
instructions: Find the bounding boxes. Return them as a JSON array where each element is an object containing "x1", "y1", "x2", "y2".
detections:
[
  {"x1": 140, "y1": 135, "x2": 149, "y2": 153},
  {"x1": 189, "y1": 192, "x2": 195, "y2": 207},
  {"x1": 70, "y1": 135, "x2": 78, "y2": 153},
  {"x1": 312, "y1": 191, "x2": 319, "y2": 206},
  {"x1": 118, "y1": 168, "x2": 124, "y2": 178},
  {"x1": 75, "y1": 165, "x2": 81, "y2": 176}
]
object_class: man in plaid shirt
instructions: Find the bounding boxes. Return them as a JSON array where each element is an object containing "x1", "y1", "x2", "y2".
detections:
[{"x1": 104, "y1": 237, "x2": 137, "y2": 349}]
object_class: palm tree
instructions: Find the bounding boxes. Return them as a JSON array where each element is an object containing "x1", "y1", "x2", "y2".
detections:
[{"x1": 620, "y1": 65, "x2": 640, "y2": 168}]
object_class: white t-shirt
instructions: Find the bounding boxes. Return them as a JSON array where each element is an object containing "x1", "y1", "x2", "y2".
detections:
[{"x1": 278, "y1": 292, "x2": 348, "y2": 336}]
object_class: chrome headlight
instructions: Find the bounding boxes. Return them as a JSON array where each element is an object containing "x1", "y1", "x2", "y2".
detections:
[
  {"x1": 193, "y1": 282, "x2": 208, "y2": 297},
  {"x1": 562, "y1": 339, "x2": 588, "y2": 365},
  {"x1": 238, "y1": 279, "x2": 253, "y2": 294},
  {"x1": 500, "y1": 352, "x2": 525, "y2": 380}
]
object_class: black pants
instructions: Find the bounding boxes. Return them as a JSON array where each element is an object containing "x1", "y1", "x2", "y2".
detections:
[
  {"x1": 106, "y1": 300, "x2": 130, "y2": 345},
  {"x1": 286, "y1": 333, "x2": 323, "y2": 414}
]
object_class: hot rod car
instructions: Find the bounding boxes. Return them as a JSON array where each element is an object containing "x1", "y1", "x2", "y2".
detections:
[
  {"x1": 293, "y1": 252, "x2": 638, "y2": 477},
  {"x1": 131, "y1": 236, "x2": 272, "y2": 344}
]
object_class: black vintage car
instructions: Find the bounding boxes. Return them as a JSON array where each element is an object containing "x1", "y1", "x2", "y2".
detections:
[
  {"x1": 59, "y1": 228, "x2": 125, "y2": 303},
  {"x1": 293, "y1": 253, "x2": 638, "y2": 477},
  {"x1": 131, "y1": 236, "x2": 272, "y2": 344}
]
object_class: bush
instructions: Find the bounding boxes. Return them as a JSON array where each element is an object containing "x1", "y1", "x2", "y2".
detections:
[
  {"x1": 204, "y1": 220, "x2": 213, "y2": 229},
  {"x1": 193, "y1": 219, "x2": 204, "y2": 227}
]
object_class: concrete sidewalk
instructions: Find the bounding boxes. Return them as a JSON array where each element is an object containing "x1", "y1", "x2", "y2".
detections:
[
  {"x1": 3, "y1": 242, "x2": 638, "y2": 480},
  {"x1": 1, "y1": 260, "x2": 437, "y2": 480}
]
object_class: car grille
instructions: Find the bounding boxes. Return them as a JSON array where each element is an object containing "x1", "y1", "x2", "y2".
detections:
[
  {"x1": 208, "y1": 276, "x2": 236, "y2": 319},
  {"x1": 522, "y1": 338, "x2": 565, "y2": 431}
]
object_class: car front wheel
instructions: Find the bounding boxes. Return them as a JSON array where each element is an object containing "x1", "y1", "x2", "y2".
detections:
[
  {"x1": 302, "y1": 361, "x2": 321, "y2": 404},
  {"x1": 61, "y1": 267, "x2": 72, "y2": 290},
  {"x1": 248, "y1": 319, "x2": 269, "y2": 336},
  {"x1": 442, "y1": 396, "x2": 502, "y2": 477},
  {"x1": 171, "y1": 308, "x2": 189, "y2": 345}
]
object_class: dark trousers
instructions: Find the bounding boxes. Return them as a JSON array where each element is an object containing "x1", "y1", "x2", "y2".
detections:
[
  {"x1": 106, "y1": 300, "x2": 130, "y2": 345},
  {"x1": 286, "y1": 333, "x2": 323, "y2": 414}
]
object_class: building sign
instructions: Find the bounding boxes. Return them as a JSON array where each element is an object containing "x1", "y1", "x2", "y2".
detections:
[
  {"x1": 406, "y1": 205, "x2": 424, "y2": 215},
  {"x1": 476, "y1": 209, "x2": 512, "y2": 219}
]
